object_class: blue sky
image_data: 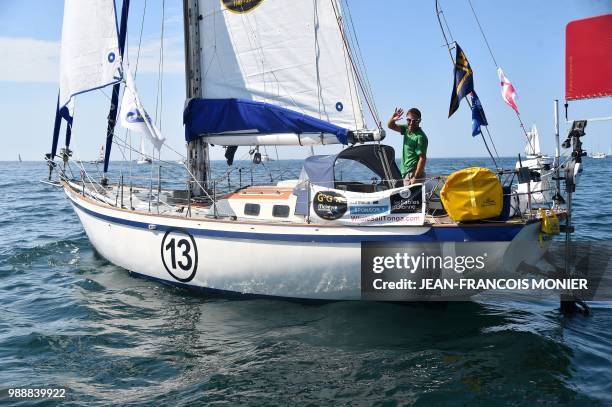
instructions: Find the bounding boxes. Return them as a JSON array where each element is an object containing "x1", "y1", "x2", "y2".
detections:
[{"x1": 1, "y1": 0, "x2": 610, "y2": 161}]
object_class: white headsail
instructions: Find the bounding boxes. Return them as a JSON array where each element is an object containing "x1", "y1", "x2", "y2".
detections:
[
  {"x1": 119, "y1": 68, "x2": 165, "y2": 151},
  {"x1": 59, "y1": 0, "x2": 122, "y2": 108},
  {"x1": 198, "y1": 0, "x2": 366, "y2": 132}
]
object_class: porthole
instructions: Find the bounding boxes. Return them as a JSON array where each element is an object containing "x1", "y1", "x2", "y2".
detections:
[
  {"x1": 244, "y1": 203, "x2": 260, "y2": 216},
  {"x1": 272, "y1": 205, "x2": 290, "y2": 218}
]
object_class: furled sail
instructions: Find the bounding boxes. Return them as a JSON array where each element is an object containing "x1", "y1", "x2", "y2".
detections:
[
  {"x1": 184, "y1": 98, "x2": 350, "y2": 144},
  {"x1": 185, "y1": 0, "x2": 373, "y2": 145},
  {"x1": 58, "y1": 0, "x2": 122, "y2": 108}
]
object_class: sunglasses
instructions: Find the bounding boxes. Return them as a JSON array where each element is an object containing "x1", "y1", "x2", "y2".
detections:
[{"x1": 407, "y1": 118, "x2": 421, "y2": 123}]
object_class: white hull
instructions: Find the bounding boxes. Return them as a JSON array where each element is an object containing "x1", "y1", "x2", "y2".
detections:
[
  {"x1": 516, "y1": 154, "x2": 554, "y2": 212},
  {"x1": 65, "y1": 183, "x2": 547, "y2": 300}
]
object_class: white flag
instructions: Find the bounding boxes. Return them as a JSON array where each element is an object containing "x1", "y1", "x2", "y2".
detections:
[{"x1": 120, "y1": 68, "x2": 165, "y2": 151}]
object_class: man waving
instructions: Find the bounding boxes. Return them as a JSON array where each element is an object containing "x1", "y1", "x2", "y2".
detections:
[{"x1": 387, "y1": 107, "x2": 428, "y2": 186}]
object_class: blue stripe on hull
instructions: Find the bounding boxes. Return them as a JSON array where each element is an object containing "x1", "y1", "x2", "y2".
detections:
[{"x1": 70, "y1": 197, "x2": 530, "y2": 243}]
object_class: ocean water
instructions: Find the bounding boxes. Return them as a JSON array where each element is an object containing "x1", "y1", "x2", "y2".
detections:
[{"x1": 0, "y1": 157, "x2": 610, "y2": 405}]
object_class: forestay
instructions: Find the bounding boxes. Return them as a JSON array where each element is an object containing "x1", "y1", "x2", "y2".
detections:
[
  {"x1": 197, "y1": 0, "x2": 366, "y2": 133},
  {"x1": 59, "y1": 0, "x2": 122, "y2": 108}
]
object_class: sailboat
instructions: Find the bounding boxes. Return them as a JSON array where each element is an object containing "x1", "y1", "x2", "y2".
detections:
[
  {"x1": 136, "y1": 137, "x2": 152, "y2": 164},
  {"x1": 261, "y1": 148, "x2": 275, "y2": 162},
  {"x1": 515, "y1": 124, "x2": 554, "y2": 212},
  {"x1": 590, "y1": 146, "x2": 607, "y2": 159},
  {"x1": 93, "y1": 145, "x2": 105, "y2": 164},
  {"x1": 18, "y1": 154, "x2": 22, "y2": 163},
  {"x1": 73, "y1": 145, "x2": 104, "y2": 164},
  {"x1": 45, "y1": 0, "x2": 584, "y2": 300}
]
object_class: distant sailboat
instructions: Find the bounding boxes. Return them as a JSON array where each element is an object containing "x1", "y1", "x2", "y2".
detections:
[
  {"x1": 18, "y1": 154, "x2": 22, "y2": 163},
  {"x1": 93, "y1": 145, "x2": 104, "y2": 164},
  {"x1": 136, "y1": 136, "x2": 152, "y2": 164},
  {"x1": 261, "y1": 147, "x2": 275, "y2": 162},
  {"x1": 590, "y1": 145, "x2": 607, "y2": 159},
  {"x1": 515, "y1": 124, "x2": 554, "y2": 212},
  {"x1": 73, "y1": 145, "x2": 103, "y2": 164}
]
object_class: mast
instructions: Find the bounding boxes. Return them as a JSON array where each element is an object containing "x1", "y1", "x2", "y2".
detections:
[
  {"x1": 47, "y1": 96, "x2": 62, "y2": 179},
  {"x1": 183, "y1": 0, "x2": 208, "y2": 196},
  {"x1": 102, "y1": 0, "x2": 130, "y2": 183}
]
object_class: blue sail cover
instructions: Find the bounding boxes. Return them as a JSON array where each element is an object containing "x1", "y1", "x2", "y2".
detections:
[{"x1": 183, "y1": 98, "x2": 349, "y2": 144}]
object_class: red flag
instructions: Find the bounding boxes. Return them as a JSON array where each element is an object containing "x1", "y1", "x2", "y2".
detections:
[
  {"x1": 566, "y1": 14, "x2": 612, "y2": 100},
  {"x1": 498, "y1": 67, "x2": 519, "y2": 114}
]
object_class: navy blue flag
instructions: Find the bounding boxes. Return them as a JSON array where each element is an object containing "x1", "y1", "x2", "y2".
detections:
[
  {"x1": 448, "y1": 43, "x2": 474, "y2": 118},
  {"x1": 470, "y1": 92, "x2": 488, "y2": 137}
]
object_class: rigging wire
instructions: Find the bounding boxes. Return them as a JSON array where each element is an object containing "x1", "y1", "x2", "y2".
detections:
[
  {"x1": 440, "y1": 7, "x2": 455, "y2": 47},
  {"x1": 337, "y1": 20, "x2": 360, "y2": 130},
  {"x1": 156, "y1": 0, "x2": 166, "y2": 176},
  {"x1": 127, "y1": 0, "x2": 149, "y2": 182},
  {"x1": 466, "y1": 0, "x2": 498, "y2": 68},
  {"x1": 435, "y1": 0, "x2": 455, "y2": 61},
  {"x1": 435, "y1": 0, "x2": 499, "y2": 168},
  {"x1": 460, "y1": 0, "x2": 503, "y2": 159},
  {"x1": 330, "y1": 0, "x2": 380, "y2": 130},
  {"x1": 313, "y1": 0, "x2": 323, "y2": 120},
  {"x1": 342, "y1": 0, "x2": 379, "y2": 124},
  {"x1": 134, "y1": 0, "x2": 148, "y2": 77},
  {"x1": 466, "y1": 0, "x2": 530, "y2": 145},
  {"x1": 483, "y1": 126, "x2": 500, "y2": 160},
  {"x1": 154, "y1": 0, "x2": 165, "y2": 129}
]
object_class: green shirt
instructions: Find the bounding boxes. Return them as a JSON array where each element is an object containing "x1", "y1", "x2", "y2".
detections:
[{"x1": 399, "y1": 125, "x2": 428, "y2": 177}]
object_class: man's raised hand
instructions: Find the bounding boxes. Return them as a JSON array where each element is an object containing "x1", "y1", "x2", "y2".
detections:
[{"x1": 391, "y1": 107, "x2": 404, "y2": 122}]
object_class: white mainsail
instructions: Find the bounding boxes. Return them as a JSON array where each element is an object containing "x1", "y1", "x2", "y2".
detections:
[
  {"x1": 58, "y1": 0, "x2": 122, "y2": 108},
  {"x1": 198, "y1": 0, "x2": 366, "y2": 132}
]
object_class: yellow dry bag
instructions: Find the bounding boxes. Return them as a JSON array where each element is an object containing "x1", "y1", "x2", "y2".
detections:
[
  {"x1": 440, "y1": 167, "x2": 503, "y2": 221},
  {"x1": 539, "y1": 208, "x2": 560, "y2": 235}
]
